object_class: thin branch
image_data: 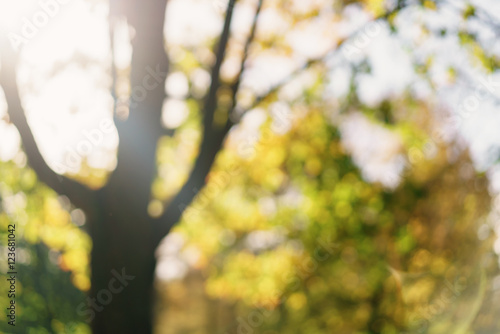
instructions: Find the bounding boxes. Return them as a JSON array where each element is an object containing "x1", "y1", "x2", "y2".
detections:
[
  {"x1": 203, "y1": 0, "x2": 238, "y2": 133},
  {"x1": 230, "y1": 0, "x2": 264, "y2": 102},
  {"x1": 243, "y1": 57, "x2": 321, "y2": 115},
  {"x1": 0, "y1": 37, "x2": 95, "y2": 215},
  {"x1": 152, "y1": 1, "x2": 404, "y2": 244}
]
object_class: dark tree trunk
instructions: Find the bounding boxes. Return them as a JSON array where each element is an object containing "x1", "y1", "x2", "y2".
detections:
[
  {"x1": 87, "y1": 0, "x2": 242, "y2": 331},
  {"x1": 88, "y1": 193, "x2": 158, "y2": 334},
  {"x1": 87, "y1": 1, "x2": 170, "y2": 332},
  {"x1": 1, "y1": 0, "x2": 248, "y2": 332}
]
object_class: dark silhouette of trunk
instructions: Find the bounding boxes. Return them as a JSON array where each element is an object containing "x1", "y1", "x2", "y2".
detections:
[
  {"x1": 0, "y1": 0, "x2": 321, "y2": 331},
  {"x1": 89, "y1": 206, "x2": 157, "y2": 333},
  {"x1": 0, "y1": 0, "x2": 243, "y2": 331},
  {"x1": 93, "y1": 1, "x2": 169, "y2": 332}
]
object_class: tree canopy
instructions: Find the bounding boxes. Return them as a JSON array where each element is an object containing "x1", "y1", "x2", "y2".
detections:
[{"x1": 0, "y1": 0, "x2": 500, "y2": 333}]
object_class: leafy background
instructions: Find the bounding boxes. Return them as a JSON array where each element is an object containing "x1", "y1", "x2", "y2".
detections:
[{"x1": 1, "y1": 0, "x2": 500, "y2": 333}]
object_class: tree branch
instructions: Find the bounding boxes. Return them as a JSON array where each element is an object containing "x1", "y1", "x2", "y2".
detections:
[
  {"x1": 241, "y1": 57, "x2": 321, "y2": 117},
  {"x1": 0, "y1": 37, "x2": 95, "y2": 215},
  {"x1": 153, "y1": 0, "x2": 239, "y2": 245},
  {"x1": 152, "y1": 2, "x2": 399, "y2": 244},
  {"x1": 202, "y1": 0, "x2": 238, "y2": 133},
  {"x1": 230, "y1": 0, "x2": 264, "y2": 105}
]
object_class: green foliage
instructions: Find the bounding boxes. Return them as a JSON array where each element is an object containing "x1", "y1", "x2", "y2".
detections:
[
  {"x1": 161, "y1": 103, "x2": 498, "y2": 333},
  {"x1": 0, "y1": 161, "x2": 91, "y2": 334}
]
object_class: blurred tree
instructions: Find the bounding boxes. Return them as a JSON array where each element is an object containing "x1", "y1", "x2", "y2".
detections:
[
  {"x1": 0, "y1": 0, "x2": 499, "y2": 333},
  {"x1": 161, "y1": 103, "x2": 498, "y2": 334}
]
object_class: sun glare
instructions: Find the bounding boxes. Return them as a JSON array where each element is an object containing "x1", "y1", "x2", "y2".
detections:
[
  {"x1": 1, "y1": 0, "x2": 117, "y2": 174},
  {"x1": 0, "y1": 1, "x2": 29, "y2": 33}
]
